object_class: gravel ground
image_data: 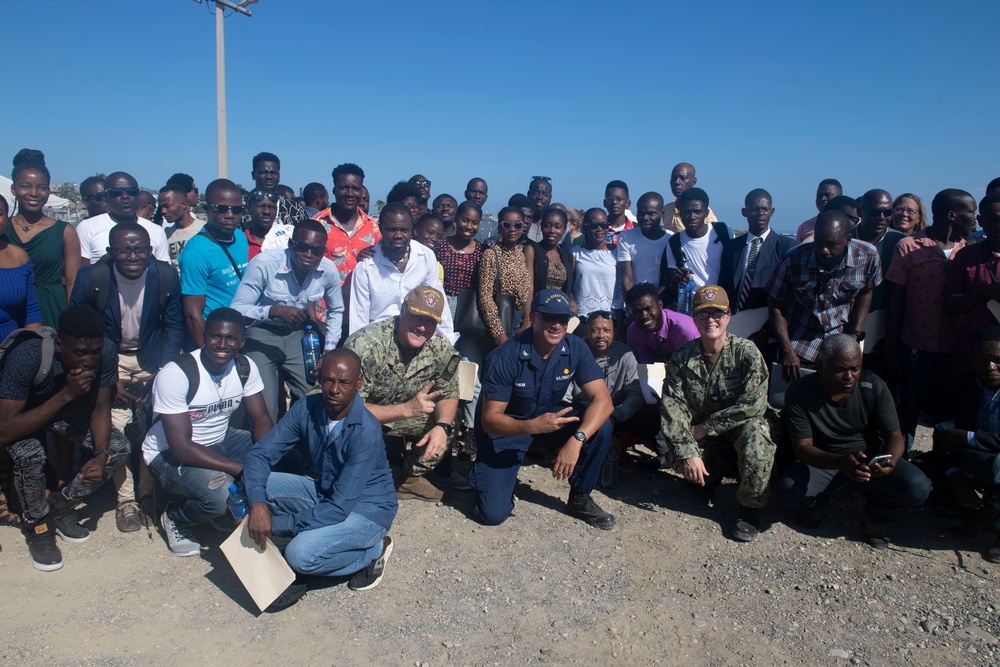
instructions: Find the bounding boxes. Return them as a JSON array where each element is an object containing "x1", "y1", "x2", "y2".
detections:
[{"x1": 2, "y1": 426, "x2": 999, "y2": 666}]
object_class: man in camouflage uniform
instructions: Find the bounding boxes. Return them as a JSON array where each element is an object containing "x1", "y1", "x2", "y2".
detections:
[
  {"x1": 661, "y1": 285, "x2": 776, "y2": 542},
  {"x1": 344, "y1": 286, "x2": 460, "y2": 502}
]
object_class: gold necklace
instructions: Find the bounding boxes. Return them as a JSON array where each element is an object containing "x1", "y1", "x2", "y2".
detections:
[{"x1": 15, "y1": 214, "x2": 43, "y2": 234}]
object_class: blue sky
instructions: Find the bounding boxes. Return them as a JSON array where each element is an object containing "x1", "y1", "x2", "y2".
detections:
[{"x1": 1, "y1": 0, "x2": 995, "y2": 231}]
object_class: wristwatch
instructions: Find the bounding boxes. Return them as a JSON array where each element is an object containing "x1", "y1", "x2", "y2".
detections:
[
  {"x1": 435, "y1": 422, "x2": 454, "y2": 437},
  {"x1": 844, "y1": 327, "x2": 866, "y2": 341},
  {"x1": 573, "y1": 431, "x2": 587, "y2": 443}
]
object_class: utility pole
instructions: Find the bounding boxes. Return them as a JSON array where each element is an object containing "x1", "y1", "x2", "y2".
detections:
[{"x1": 196, "y1": 0, "x2": 257, "y2": 178}]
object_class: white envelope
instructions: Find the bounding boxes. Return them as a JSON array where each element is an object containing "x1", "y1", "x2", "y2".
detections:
[{"x1": 219, "y1": 518, "x2": 296, "y2": 613}]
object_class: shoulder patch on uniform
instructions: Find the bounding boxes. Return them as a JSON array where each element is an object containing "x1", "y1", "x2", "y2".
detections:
[{"x1": 445, "y1": 355, "x2": 460, "y2": 377}]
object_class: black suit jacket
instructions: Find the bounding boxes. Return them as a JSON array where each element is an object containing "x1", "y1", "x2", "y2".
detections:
[{"x1": 719, "y1": 230, "x2": 796, "y2": 313}]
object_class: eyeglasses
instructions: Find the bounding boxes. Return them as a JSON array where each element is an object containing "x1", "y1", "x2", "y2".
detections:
[
  {"x1": 500, "y1": 220, "x2": 525, "y2": 230},
  {"x1": 248, "y1": 190, "x2": 279, "y2": 203},
  {"x1": 694, "y1": 310, "x2": 728, "y2": 320},
  {"x1": 541, "y1": 313, "x2": 570, "y2": 325},
  {"x1": 585, "y1": 222, "x2": 611, "y2": 230},
  {"x1": 291, "y1": 241, "x2": 325, "y2": 257},
  {"x1": 531, "y1": 176, "x2": 552, "y2": 183},
  {"x1": 865, "y1": 207, "x2": 893, "y2": 219},
  {"x1": 211, "y1": 204, "x2": 245, "y2": 215},
  {"x1": 111, "y1": 245, "x2": 151, "y2": 259},
  {"x1": 83, "y1": 193, "x2": 105, "y2": 202},
  {"x1": 605, "y1": 196, "x2": 627, "y2": 204},
  {"x1": 893, "y1": 206, "x2": 919, "y2": 217},
  {"x1": 412, "y1": 179, "x2": 430, "y2": 187},
  {"x1": 106, "y1": 187, "x2": 140, "y2": 199}
]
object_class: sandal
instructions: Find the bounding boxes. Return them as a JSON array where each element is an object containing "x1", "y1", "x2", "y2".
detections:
[{"x1": 0, "y1": 491, "x2": 22, "y2": 528}]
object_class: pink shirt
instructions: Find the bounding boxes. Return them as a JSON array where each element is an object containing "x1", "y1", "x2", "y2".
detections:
[
  {"x1": 795, "y1": 215, "x2": 818, "y2": 244},
  {"x1": 884, "y1": 230, "x2": 965, "y2": 353},
  {"x1": 626, "y1": 310, "x2": 700, "y2": 364}
]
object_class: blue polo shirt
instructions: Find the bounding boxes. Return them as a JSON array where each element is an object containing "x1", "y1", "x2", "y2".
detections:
[
  {"x1": 178, "y1": 231, "x2": 249, "y2": 318},
  {"x1": 482, "y1": 328, "x2": 603, "y2": 423}
]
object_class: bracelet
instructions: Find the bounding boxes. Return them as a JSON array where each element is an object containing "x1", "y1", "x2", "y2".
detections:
[{"x1": 93, "y1": 449, "x2": 110, "y2": 459}]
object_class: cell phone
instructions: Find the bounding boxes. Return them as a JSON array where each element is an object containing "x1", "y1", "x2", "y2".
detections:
[
  {"x1": 868, "y1": 454, "x2": 892, "y2": 469},
  {"x1": 125, "y1": 381, "x2": 145, "y2": 397}
]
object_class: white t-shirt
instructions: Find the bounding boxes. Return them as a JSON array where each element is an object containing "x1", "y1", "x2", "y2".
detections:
[
  {"x1": 616, "y1": 227, "x2": 672, "y2": 288},
  {"x1": 115, "y1": 267, "x2": 146, "y2": 352},
  {"x1": 664, "y1": 225, "x2": 725, "y2": 289},
  {"x1": 77, "y1": 213, "x2": 170, "y2": 264},
  {"x1": 141, "y1": 351, "x2": 265, "y2": 464}
]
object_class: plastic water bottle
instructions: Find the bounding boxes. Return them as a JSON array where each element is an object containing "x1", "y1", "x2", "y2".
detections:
[
  {"x1": 226, "y1": 483, "x2": 247, "y2": 520},
  {"x1": 678, "y1": 274, "x2": 695, "y2": 315},
  {"x1": 302, "y1": 324, "x2": 321, "y2": 384},
  {"x1": 600, "y1": 451, "x2": 618, "y2": 489}
]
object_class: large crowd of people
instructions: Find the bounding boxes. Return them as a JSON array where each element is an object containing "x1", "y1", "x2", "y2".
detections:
[{"x1": 1, "y1": 147, "x2": 1000, "y2": 612}]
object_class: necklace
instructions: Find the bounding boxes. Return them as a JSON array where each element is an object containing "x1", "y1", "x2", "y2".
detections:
[
  {"x1": 15, "y1": 214, "x2": 45, "y2": 234},
  {"x1": 390, "y1": 245, "x2": 410, "y2": 270}
]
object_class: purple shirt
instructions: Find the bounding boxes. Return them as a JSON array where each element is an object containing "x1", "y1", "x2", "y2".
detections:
[{"x1": 627, "y1": 310, "x2": 700, "y2": 364}]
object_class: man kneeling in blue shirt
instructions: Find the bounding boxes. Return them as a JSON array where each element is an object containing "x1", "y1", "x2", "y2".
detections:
[
  {"x1": 243, "y1": 349, "x2": 398, "y2": 608},
  {"x1": 470, "y1": 289, "x2": 616, "y2": 529}
]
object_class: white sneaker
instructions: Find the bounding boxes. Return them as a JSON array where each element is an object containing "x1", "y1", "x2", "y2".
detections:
[{"x1": 160, "y1": 510, "x2": 201, "y2": 557}]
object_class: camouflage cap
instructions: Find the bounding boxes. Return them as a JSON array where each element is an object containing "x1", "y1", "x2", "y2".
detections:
[
  {"x1": 692, "y1": 285, "x2": 730, "y2": 314},
  {"x1": 403, "y1": 285, "x2": 444, "y2": 323}
]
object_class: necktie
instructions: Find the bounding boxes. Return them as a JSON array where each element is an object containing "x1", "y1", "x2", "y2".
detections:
[{"x1": 739, "y1": 237, "x2": 762, "y2": 310}]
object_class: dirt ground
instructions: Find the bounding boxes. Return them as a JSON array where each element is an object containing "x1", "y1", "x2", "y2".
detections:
[{"x1": 2, "y1": 427, "x2": 999, "y2": 667}]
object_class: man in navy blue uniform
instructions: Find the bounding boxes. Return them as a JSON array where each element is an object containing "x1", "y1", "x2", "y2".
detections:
[{"x1": 469, "y1": 289, "x2": 616, "y2": 529}]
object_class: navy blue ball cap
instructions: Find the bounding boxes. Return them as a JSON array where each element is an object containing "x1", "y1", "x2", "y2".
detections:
[{"x1": 532, "y1": 289, "x2": 575, "y2": 316}]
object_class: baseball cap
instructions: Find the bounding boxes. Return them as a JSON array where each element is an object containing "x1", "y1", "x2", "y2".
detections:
[
  {"x1": 692, "y1": 285, "x2": 730, "y2": 314},
  {"x1": 403, "y1": 286, "x2": 444, "y2": 323},
  {"x1": 531, "y1": 289, "x2": 575, "y2": 316}
]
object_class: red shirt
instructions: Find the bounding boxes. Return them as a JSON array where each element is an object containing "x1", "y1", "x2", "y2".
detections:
[
  {"x1": 312, "y1": 207, "x2": 381, "y2": 285},
  {"x1": 245, "y1": 231, "x2": 262, "y2": 261},
  {"x1": 945, "y1": 241, "x2": 1000, "y2": 369}
]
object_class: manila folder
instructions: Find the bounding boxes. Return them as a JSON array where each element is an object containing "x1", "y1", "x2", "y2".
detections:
[{"x1": 220, "y1": 518, "x2": 296, "y2": 612}]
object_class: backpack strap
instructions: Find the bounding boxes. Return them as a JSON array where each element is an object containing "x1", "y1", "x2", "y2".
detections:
[
  {"x1": 235, "y1": 353, "x2": 251, "y2": 389},
  {"x1": 33, "y1": 328, "x2": 57, "y2": 387},
  {"x1": 174, "y1": 352, "x2": 202, "y2": 405},
  {"x1": 712, "y1": 222, "x2": 730, "y2": 243},
  {"x1": 153, "y1": 259, "x2": 177, "y2": 312},
  {"x1": 89, "y1": 260, "x2": 112, "y2": 314},
  {"x1": 858, "y1": 369, "x2": 878, "y2": 428},
  {"x1": 668, "y1": 232, "x2": 685, "y2": 268}
]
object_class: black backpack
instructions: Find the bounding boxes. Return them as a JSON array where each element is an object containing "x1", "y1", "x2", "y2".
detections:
[
  {"x1": 145, "y1": 351, "x2": 251, "y2": 429},
  {"x1": 87, "y1": 256, "x2": 177, "y2": 318},
  {"x1": 0, "y1": 326, "x2": 57, "y2": 388}
]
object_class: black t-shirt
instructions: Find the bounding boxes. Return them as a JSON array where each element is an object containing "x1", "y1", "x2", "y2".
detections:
[
  {"x1": 0, "y1": 337, "x2": 118, "y2": 423},
  {"x1": 784, "y1": 371, "x2": 898, "y2": 456}
]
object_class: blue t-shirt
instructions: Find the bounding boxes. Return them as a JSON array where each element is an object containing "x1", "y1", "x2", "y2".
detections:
[
  {"x1": 482, "y1": 328, "x2": 603, "y2": 421},
  {"x1": 178, "y1": 231, "x2": 249, "y2": 317}
]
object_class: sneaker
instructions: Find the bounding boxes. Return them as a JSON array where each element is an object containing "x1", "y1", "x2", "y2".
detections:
[
  {"x1": 265, "y1": 582, "x2": 308, "y2": 612},
  {"x1": 987, "y1": 535, "x2": 1000, "y2": 564},
  {"x1": 116, "y1": 501, "x2": 143, "y2": 533},
  {"x1": 861, "y1": 514, "x2": 890, "y2": 550},
  {"x1": 160, "y1": 509, "x2": 201, "y2": 557},
  {"x1": 734, "y1": 508, "x2": 763, "y2": 543},
  {"x1": 567, "y1": 491, "x2": 616, "y2": 530},
  {"x1": 22, "y1": 517, "x2": 63, "y2": 572},
  {"x1": 396, "y1": 475, "x2": 444, "y2": 502},
  {"x1": 48, "y1": 498, "x2": 91, "y2": 543},
  {"x1": 348, "y1": 536, "x2": 393, "y2": 591}
]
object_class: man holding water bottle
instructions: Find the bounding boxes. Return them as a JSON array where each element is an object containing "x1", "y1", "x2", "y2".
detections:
[{"x1": 230, "y1": 220, "x2": 345, "y2": 422}]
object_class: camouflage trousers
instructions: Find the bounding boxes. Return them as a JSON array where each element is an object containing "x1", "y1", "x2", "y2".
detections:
[
  {"x1": 384, "y1": 434, "x2": 448, "y2": 478},
  {"x1": 697, "y1": 418, "x2": 776, "y2": 509}
]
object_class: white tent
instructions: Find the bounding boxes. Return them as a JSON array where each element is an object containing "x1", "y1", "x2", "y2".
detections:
[{"x1": 0, "y1": 175, "x2": 72, "y2": 211}]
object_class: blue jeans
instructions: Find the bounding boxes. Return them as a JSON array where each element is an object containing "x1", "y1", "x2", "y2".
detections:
[
  {"x1": 148, "y1": 428, "x2": 254, "y2": 527},
  {"x1": 264, "y1": 472, "x2": 387, "y2": 577}
]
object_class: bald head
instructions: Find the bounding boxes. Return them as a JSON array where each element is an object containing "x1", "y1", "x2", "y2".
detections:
[
  {"x1": 322, "y1": 348, "x2": 361, "y2": 377},
  {"x1": 670, "y1": 162, "x2": 697, "y2": 198}
]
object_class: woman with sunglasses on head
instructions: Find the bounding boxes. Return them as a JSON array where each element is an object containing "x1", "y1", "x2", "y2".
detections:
[
  {"x1": 244, "y1": 188, "x2": 293, "y2": 261},
  {"x1": 478, "y1": 207, "x2": 533, "y2": 348},
  {"x1": 890, "y1": 193, "x2": 928, "y2": 237},
  {"x1": 524, "y1": 207, "x2": 576, "y2": 310},
  {"x1": 571, "y1": 208, "x2": 617, "y2": 321},
  {"x1": 4, "y1": 149, "x2": 81, "y2": 327}
]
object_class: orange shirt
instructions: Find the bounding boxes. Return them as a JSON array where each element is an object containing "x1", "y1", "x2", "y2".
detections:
[{"x1": 312, "y1": 207, "x2": 381, "y2": 285}]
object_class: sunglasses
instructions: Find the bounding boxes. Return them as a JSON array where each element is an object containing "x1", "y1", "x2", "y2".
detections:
[
  {"x1": 412, "y1": 179, "x2": 431, "y2": 187},
  {"x1": 248, "y1": 190, "x2": 278, "y2": 203},
  {"x1": 111, "y1": 245, "x2": 151, "y2": 259},
  {"x1": 211, "y1": 204, "x2": 245, "y2": 215},
  {"x1": 865, "y1": 207, "x2": 893, "y2": 219},
  {"x1": 586, "y1": 222, "x2": 611, "y2": 230},
  {"x1": 531, "y1": 176, "x2": 552, "y2": 183},
  {"x1": 501, "y1": 220, "x2": 525, "y2": 230},
  {"x1": 588, "y1": 310, "x2": 614, "y2": 320},
  {"x1": 694, "y1": 310, "x2": 728, "y2": 320},
  {"x1": 541, "y1": 313, "x2": 570, "y2": 324},
  {"x1": 83, "y1": 193, "x2": 105, "y2": 202},
  {"x1": 106, "y1": 187, "x2": 140, "y2": 199},
  {"x1": 291, "y1": 241, "x2": 325, "y2": 257}
]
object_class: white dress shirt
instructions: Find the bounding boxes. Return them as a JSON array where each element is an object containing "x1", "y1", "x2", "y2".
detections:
[{"x1": 349, "y1": 240, "x2": 457, "y2": 343}]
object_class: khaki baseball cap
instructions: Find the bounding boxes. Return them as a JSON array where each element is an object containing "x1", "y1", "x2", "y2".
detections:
[
  {"x1": 692, "y1": 285, "x2": 730, "y2": 314},
  {"x1": 403, "y1": 285, "x2": 445, "y2": 323}
]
